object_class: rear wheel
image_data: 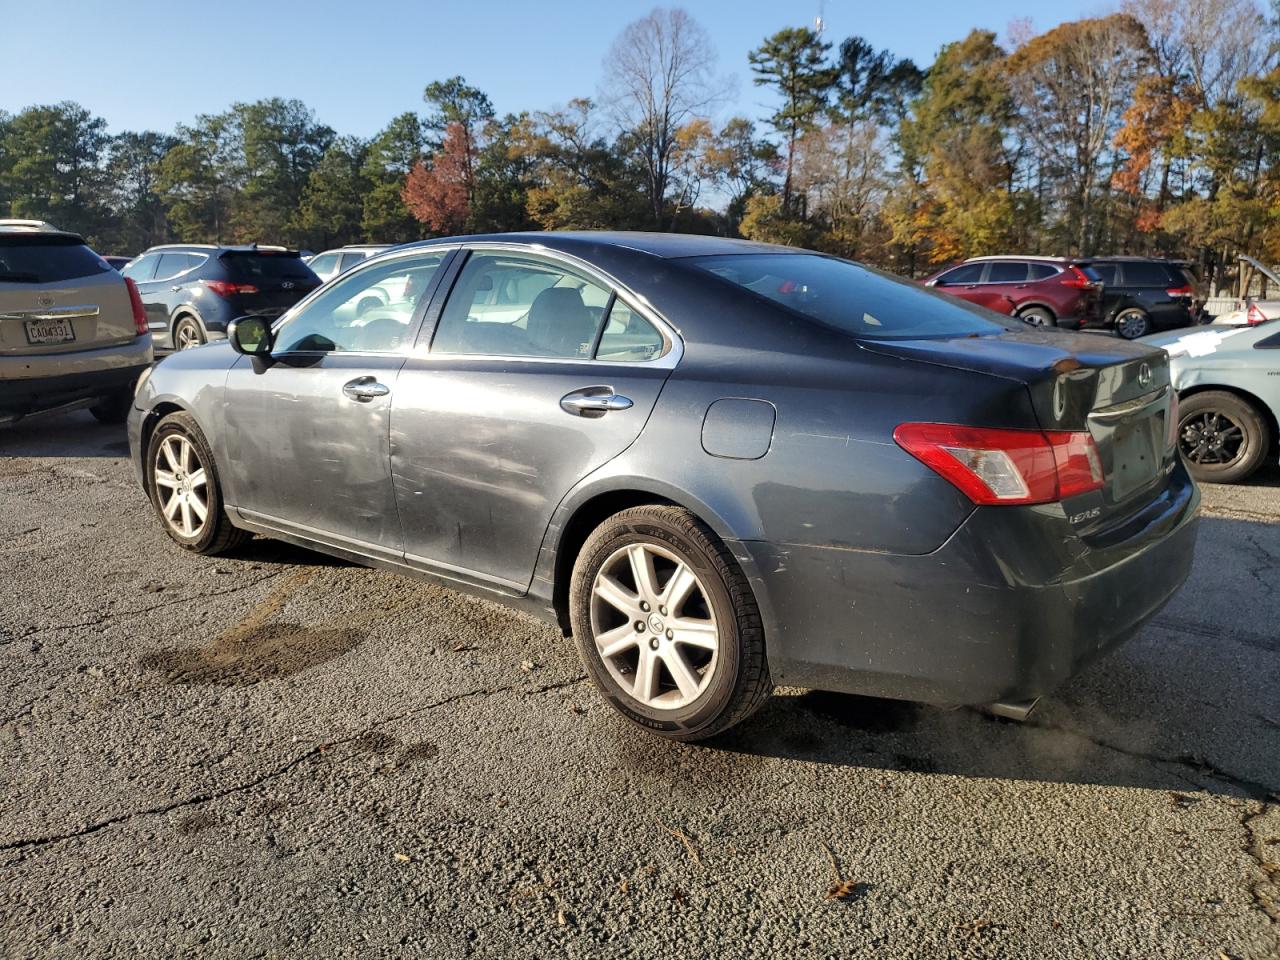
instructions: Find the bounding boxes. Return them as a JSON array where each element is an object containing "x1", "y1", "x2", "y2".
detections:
[
  {"x1": 89, "y1": 388, "x2": 133, "y2": 424},
  {"x1": 569, "y1": 505, "x2": 772, "y2": 741},
  {"x1": 1177, "y1": 391, "x2": 1269, "y2": 484},
  {"x1": 1018, "y1": 306, "x2": 1056, "y2": 327},
  {"x1": 146, "y1": 412, "x2": 248, "y2": 553},
  {"x1": 1115, "y1": 307, "x2": 1152, "y2": 340},
  {"x1": 173, "y1": 316, "x2": 205, "y2": 351}
]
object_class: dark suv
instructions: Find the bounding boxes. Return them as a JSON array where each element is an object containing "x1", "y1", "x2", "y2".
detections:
[
  {"x1": 1083, "y1": 257, "x2": 1202, "y2": 340},
  {"x1": 123, "y1": 244, "x2": 320, "y2": 350},
  {"x1": 922, "y1": 256, "x2": 1102, "y2": 329}
]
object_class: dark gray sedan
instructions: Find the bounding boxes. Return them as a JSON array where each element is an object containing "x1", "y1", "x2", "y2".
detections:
[{"x1": 127, "y1": 233, "x2": 1200, "y2": 740}]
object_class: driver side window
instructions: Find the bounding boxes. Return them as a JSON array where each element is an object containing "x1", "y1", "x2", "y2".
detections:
[{"x1": 273, "y1": 253, "x2": 445, "y2": 354}]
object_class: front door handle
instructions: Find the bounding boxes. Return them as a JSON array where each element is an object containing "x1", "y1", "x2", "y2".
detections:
[
  {"x1": 342, "y1": 376, "x2": 391, "y2": 402},
  {"x1": 560, "y1": 386, "x2": 633, "y2": 418},
  {"x1": 171, "y1": 285, "x2": 182, "y2": 291}
]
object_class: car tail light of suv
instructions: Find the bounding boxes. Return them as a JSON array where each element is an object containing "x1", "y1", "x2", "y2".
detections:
[
  {"x1": 202, "y1": 279, "x2": 260, "y2": 297},
  {"x1": 893, "y1": 422, "x2": 1104, "y2": 505},
  {"x1": 1058, "y1": 266, "x2": 1096, "y2": 289},
  {"x1": 1165, "y1": 284, "x2": 1194, "y2": 298},
  {"x1": 124, "y1": 277, "x2": 148, "y2": 336},
  {"x1": 1247, "y1": 303, "x2": 1267, "y2": 325}
]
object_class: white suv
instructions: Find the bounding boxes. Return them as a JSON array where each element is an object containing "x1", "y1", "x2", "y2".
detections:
[{"x1": 0, "y1": 223, "x2": 153, "y2": 424}]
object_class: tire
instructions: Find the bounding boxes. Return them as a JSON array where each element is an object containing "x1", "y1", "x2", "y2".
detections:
[
  {"x1": 568, "y1": 505, "x2": 772, "y2": 741},
  {"x1": 173, "y1": 316, "x2": 205, "y2": 351},
  {"x1": 89, "y1": 388, "x2": 133, "y2": 424},
  {"x1": 1115, "y1": 307, "x2": 1152, "y2": 340},
  {"x1": 145, "y1": 412, "x2": 249, "y2": 554},
  {"x1": 1177, "y1": 391, "x2": 1270, "y2": 484},
  {"x1": 1018, "y1": 306, "x2": 1056, "y2": 327}
]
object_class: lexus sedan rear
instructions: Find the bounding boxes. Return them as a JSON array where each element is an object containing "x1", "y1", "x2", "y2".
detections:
[{"x1": 128, "y1": 233, "x2": 1199, "y2": 740}]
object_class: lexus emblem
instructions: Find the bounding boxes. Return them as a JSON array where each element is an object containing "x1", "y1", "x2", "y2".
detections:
[
  {"x1": 1137, "y1": 362, "x2": 1153, "y2": 387},
  {"x1": 36, "y1": 294, "x2": 54, "y2": 307},
  {"x1": 281, "y1": 280, "x2": 295, "y2": 290}
]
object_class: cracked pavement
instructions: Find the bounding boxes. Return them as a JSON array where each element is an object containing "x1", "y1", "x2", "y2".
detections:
[{"x1": 1, "y1": 410, "x2": 1278, "y2": 959}]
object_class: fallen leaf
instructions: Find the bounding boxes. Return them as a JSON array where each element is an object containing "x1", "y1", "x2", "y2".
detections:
[
  {"x1": 520, "y1": 660, "x2": 536, "y2": 672},
  {"x1": 618, "y1": 879, "x2": 629, "y2": 894},
  {"x1": 569, "y1": 703, "x2": 587, "y2": 715},
  {"x1": 825, "y1": 880, "x2": 860, "y2": 902},
  {"x1": 394, "y1": 853, "x2": 411, "y2": 863},
  {"x1": 451, "y1": 642, "x2": 477, "y2": 652},
  {"x1": 657, "y1": 821, "x2": 702, "y2": 867}
]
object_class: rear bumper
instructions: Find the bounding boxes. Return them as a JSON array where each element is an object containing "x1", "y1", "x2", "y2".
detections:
[
  {"x1": 738, "y1": 464, "x2": 1200, "y2": 706},
  {"x1": 0, "y1": 337, "x2": 152, "y2": 421}
]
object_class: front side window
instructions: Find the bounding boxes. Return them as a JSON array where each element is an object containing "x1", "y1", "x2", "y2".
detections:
[
  {"x1": 432, "y1": 252, "x2": 612, "y2": 359},
  {"x1": 935, "y1": 263, "x2": 984, "y2": 285},
  {"x1": 273, "y1": 253, "x2": 445, "y2": 354},
  {"x1": 692, "y1": 253, "x2": 1013, "y2": 340}
]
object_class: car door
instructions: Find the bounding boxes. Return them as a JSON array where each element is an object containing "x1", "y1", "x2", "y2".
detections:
[
  {"x1": 389, "y1": 247, "x2": 678, "y2": 592},
  {"x1": 929, "y1": 262, "x2": 986, "y2": 305},
  {"x1": 220, "y1": 249, "x2": 454, "y2": 558},
  {"x1": 972, "y1": 260, "x2": 1027, "y2": 313}
]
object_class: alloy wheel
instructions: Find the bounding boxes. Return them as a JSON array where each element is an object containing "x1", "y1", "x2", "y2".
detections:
[
  {"x1": 153, "y1": 434, "x2": 209, "y2": 538},
  {"x1": 1116, "y1": 309, "x2": 1150, "y2": 339},
  {"x1": 175, "y1": 321, "x2": 202, "y2": 350},
  {"x1": 1179, "y1": 410, "x2": 1244, "y2": 466},
  {"x1": 589, "y1": 543, "x2": 719, "y2": 710}
]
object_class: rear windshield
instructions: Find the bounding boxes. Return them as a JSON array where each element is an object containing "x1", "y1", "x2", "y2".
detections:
[
  {"x1": 689, "y1": 253, "x2": 1013, "y2": 340},
  {"x1": 220, "y1": 251, "x2": 317, "y2": 282},
  {"x1": 0, "y1": 235, "x2": 113, "y2": 284}
]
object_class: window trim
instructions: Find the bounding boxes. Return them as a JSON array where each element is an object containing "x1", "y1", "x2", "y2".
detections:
[
  {"x1": 418, "y1": 242, "x2": 683, "y2": 370},
  {"x1": 266, "y1": 246, "x2": 459, "y2": 359}
]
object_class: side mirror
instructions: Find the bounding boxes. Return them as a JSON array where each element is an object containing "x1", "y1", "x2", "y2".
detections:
[{"x1": 228, "y1": 316, "x2": 273, "y2": 356}]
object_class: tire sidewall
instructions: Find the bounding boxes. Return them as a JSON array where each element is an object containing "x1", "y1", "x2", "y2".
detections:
[
  {"x1": 569, "y1": 514, "x2": 743, "y2": 737},
  {"x1": 1019, "y1": 307, "x2": 1056, "y2": 327},
  {"x1": 146, "y1": 413, "x2": 226, "y2": 552},
  {"x1": 1116, "y1": 308, "x2": 1151, "y2": 340},
  {"x1": 1178, "y1": 392, "x2": 1267, "y2": 483}
]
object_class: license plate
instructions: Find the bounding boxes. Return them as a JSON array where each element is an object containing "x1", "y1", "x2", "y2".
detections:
[
  {"x1": 24, "y1": 318, "x2": 76, "y2": 344},
  {"x1": 1111, "y1": 417, "x2": 1161, "y2": 500}
]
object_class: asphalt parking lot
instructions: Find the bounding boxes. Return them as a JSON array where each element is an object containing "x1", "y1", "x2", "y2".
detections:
[{"x1": 1, "y1": 410, "x2": 1277, "y2": 959}]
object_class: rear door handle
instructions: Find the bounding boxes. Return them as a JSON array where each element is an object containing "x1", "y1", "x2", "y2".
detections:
[
  {"x1": 560, "y1": 386, "x2": 633, "y2": 418},
  {"x1": 342, "y1": 376, "x2": 391, "y2": 402}
]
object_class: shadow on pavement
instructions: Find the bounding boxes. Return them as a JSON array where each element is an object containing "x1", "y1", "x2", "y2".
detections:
[{"x1": 0, "y1": 409, "x2": 128, "y2": 458}]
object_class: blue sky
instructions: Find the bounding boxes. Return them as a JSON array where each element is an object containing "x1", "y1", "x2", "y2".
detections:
[{"x1": 3, "y1": 0, "x2": 1106, "y2": 137}]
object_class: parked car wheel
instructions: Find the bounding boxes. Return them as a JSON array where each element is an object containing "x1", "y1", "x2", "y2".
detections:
[
  {"x1": 174, "y1": 316, "x2": 205, "y2": 351},
  {"x1": 569, "y1": 505, "x2": 772, "y2": 741},
  {"x1": 146, "y1": 412, "x2": 248, "y2": 553},
  {"x1": 1177, "y1": 391, "x2": 1269, "y2": 483},
  {"x1": 1018, "y1": 306, "x2": 1056, "y2": 327},
  {"x1": 89, "y1": 387, "x2": 134, "y2": 424},
  {"x1": 1115, "y1": 307, "x2": 1152, "y2": 340}
]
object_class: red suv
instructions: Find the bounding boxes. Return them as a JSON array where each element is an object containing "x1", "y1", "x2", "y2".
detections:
[{"x1": 923, "y1": 256, "x2": 1102, "y2": 329}]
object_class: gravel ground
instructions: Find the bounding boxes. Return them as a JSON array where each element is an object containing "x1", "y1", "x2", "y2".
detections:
[{"x1": 1, "y1": 409, "x2": 1277, "y2": 959}]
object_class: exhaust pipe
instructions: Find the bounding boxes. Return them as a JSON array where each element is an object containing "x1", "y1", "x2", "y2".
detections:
[{"x1": 982, "y1": 698, "x2": 1040, "y2": 722}]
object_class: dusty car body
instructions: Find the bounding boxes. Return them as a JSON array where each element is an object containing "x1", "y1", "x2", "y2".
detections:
[{"x1": 128, "y1": 233, "x2": 1200, "y2": 739}]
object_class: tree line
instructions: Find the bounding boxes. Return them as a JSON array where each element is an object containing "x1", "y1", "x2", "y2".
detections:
[{"x1": 1, "y1": 2, "x2": 1277, "y2": 290}]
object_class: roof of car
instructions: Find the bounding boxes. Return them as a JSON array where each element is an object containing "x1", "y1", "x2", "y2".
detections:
[
  {"x1": 962, "y1": 254, "x2": 1076, "y2": 264},
  {"x1": 0, "y1": 218, "x2": 62, "y2": 233},
  {"x1": 406, "y1": 231, "x2": 797, "y2": 260},
  {"x1": 1086, "y1": 255, "x2": 1192, "y2": 264},
  {"x1": 142, "y1": 243, "x2": 297, "y2": 254}
]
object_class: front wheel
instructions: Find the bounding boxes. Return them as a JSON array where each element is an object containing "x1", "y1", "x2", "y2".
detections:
[
  {"x1": 1177, "y1": 391, "x2": 1270, "y2": 484},
  {"x1": 146, "y1": 412, "x2": 248, "y2": 553},
  {"x1": 569, "y1": 505, "x2": 772, "y2": 741}
]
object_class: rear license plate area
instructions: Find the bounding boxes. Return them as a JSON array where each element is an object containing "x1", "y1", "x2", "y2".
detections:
[
  {"x1": 24, "y1": 318, "x2": 76, "y2": 344},
  {"x1": 1110, "y1": 417, "x2": 1161, "y2": 500}
]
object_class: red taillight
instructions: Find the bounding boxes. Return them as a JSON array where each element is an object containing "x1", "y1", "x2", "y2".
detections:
[
  {"x1": 1247, "y1": 303, "x2": 1267, "y2": 325},
  {"x1": 124, "y1": 277, "x2": 147, "y2": 336},
  {"x1": 202, "y1": 279, "x2": 259, "y2": 297},
  {"x1": 1059, "y1": 266, "x2": 1095, "y2": 289},
  {"x1": 1165, "y1": 285, "x2": 1194, "y2": 297},
  {"x1": 893, "y1": 422, "x2": 1104, "y2": 505}
]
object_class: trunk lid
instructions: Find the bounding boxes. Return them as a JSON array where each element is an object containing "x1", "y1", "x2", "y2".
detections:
[
  {"x1": 864, "y1": 327, "x2": 1177, "y2": 531},
  {"x1": 0, "y1": 234, "x2": 137, "y2": 355}
]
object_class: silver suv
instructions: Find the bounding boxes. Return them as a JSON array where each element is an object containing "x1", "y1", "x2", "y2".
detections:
[
  {"x1": 0, "y1": 222, "x2": 153, "y2": 424},
  {"x1": 305, "y1": 244, "x2": 394, "y2": 284}
]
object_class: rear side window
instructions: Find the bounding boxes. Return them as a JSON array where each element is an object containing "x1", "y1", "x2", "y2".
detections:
[
  {"x1": 1028, "y1": 263, "x2": 1059, "y2": 281},
  {"x1": 935, "y1": 263, "x2": 983, "y2": 285},
  {"x1": 221, "y1": 252, "x2": 316, "y2": 282},
  {"x1": 986, "y1": 261, "x2": 1028, "y2": 283},
  {"x1": 155, "y1": 253, "x2": 195, "y2": 281},
  {"x1": 1122, "y1": 262, "x2": 1174, "y2": 286},
  {"x1": 308, "y1": 253, "x2": 340, "y2": 275},
  {"x1": 123, "y1": 252, "x2": 160, "y2": 281},
  {"x1": 0, "y1": 236, "x2": 112, "y2": 284},
  {"x1": 339, "y1": 252, "x2": 369, "y2": 271},
  {"x1": 692, "y1": 254, "x2": 1012, "y2": 340}
]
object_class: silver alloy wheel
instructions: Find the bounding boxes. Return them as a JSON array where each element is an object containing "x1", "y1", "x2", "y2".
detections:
[
  {"x1": 1020, "y1": 307, "x2": 1052, "y2": 326},
  {"x1": 153, "y1": 434, "x2": 209, "y2": 538},
  {"x1": 589, "y1": 543, "x2": 719, "y2": 710},
  {"x1": 1116, "y1": 309, "x2": 1149, "y2": 339},
  {"x1": 175, "y1": 320, "x2": 202, "y2": 350}
]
